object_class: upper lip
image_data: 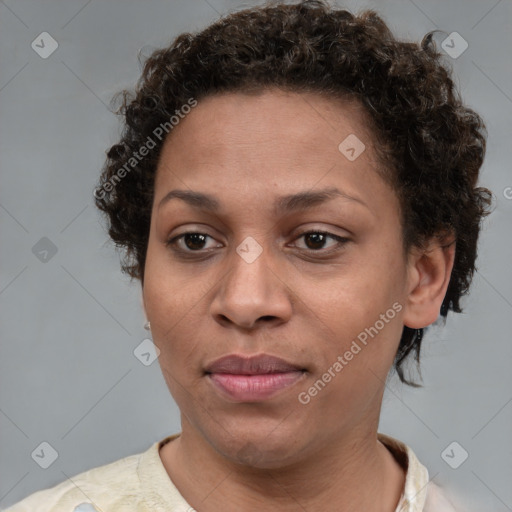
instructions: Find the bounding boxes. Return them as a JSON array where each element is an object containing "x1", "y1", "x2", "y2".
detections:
[{"x1": 205, "y1": 354, "x2": 304, "y2": 375}]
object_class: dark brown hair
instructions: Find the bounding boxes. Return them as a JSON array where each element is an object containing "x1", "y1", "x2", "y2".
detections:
[{"x1": 94, "y1": 0, "x2": 492, "y2": 385}]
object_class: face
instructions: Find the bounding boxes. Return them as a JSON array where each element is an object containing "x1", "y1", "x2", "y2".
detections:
[{"x1": 143, "y1": 89, "x2": 413, "y2": 468}]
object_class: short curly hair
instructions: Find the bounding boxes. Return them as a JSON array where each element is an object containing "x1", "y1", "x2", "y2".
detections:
[{"x1": 94, "y1": 0, "x2": 492, "y2": 385}]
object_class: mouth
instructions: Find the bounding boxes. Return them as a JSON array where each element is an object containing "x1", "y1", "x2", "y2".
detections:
[{"x1": 205, "y1": 354, "x2": 307, "y2": 402}]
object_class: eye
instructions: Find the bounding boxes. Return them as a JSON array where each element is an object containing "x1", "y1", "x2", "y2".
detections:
[
  {"x1": 166, "y1": 232, "x2": 222, "y2": 253},
  {"x1": 291, "y1": 230, "x2": 349, "y2": 253},
  {"x1": 166, "y1": 230, "x2": 349, "y2": 257}
]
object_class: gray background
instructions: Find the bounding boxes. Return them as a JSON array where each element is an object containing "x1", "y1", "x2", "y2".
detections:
[{"x1": 1, "y1": 0, "x2": 511, "y2": 510}]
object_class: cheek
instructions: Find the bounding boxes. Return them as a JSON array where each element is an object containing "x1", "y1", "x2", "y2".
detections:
[
  {"x1": 144, "y1": 237, "x2": 212, "y2": 319},
  {"x1": 299, "y1": 252, "x2": 406, "y2": 375},
  {"x1": 297, "y1": 292, "x2": 403, "y2": 425},
  {"x1": 143, "y1": 247, "x2": 213, "y2": 370}
]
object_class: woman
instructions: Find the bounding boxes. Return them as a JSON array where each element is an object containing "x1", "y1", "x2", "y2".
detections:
[{"x1": 6, "y1": 1, "x2": 491, "y2": 511}]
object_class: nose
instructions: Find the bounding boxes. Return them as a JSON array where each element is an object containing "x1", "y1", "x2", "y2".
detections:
[{"x1": 210, "y1": 242, "x2": 293, "y2": 330}]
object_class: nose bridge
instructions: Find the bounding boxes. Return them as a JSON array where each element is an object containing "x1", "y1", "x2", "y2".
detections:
[
  {"x1": 211, "y1": 235, "x2": 292, "y2": 328},
  {"x1": 227, "y1": 236, "x2": 274, "y2": 303}
]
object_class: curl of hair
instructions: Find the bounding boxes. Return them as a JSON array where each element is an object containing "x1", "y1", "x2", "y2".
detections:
[{"x1": 95, "y1": 0, "x2": 492, "y2": 385}]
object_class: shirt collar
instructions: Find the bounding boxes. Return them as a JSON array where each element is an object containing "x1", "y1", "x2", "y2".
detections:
[
  {"x1": 378, "y1": 433, "x2": 430, "y2": 512},
  {"x1": 138, "y1": 432, "x2": 430, "y2": 512}
]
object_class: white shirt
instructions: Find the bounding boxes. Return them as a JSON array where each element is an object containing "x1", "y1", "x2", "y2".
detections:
[{"x1": 3, "y1": 432, "x2": 458, "y2": 512}]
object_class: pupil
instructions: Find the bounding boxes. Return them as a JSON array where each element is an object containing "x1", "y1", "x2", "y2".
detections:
[
  {"x1": 185, "y1": 233, "x2": 206, "y2": 250},
  {"x1": 306, "y1": 233, "x2": 325, "y2": 249}
]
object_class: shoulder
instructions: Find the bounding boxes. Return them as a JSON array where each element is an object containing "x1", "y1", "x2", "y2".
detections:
[
  {"x1": 377, "y1": 433, "x2": 460, "y2": 512},
  {"x1": 3, "y1": 450, "x2": 146, "y2": 512}
]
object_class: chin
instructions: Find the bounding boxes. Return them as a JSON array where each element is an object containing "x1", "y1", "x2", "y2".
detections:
[
  {"x1": 207, "y1": 422, "x2": 308, "y2": 470},
  {"x1": 226, "y1": 441, "x2": 299, "y2": 469}
]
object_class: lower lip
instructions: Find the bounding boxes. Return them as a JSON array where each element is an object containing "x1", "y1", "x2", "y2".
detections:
[{"x1": 208, "y1": 371, "x2": 304, "y2": 402}]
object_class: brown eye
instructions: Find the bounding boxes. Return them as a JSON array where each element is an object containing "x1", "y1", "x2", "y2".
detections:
[
  {"x1": 166, "y1": 232, "x2": 222, "y2": 254},
  {"x1": 182, "y1": 233, "x2": 208, "y2": 250},
  {"x1": 303, "y1": 232, "x2": 328, "y2": 250},
  {"x1": 293, "y1": 230, "x2": 349, "y2": 254}
]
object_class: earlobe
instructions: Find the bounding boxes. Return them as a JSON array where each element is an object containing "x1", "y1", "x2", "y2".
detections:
[{"x1": 402, "y1": 238, "x2": 456, "y2": 329}]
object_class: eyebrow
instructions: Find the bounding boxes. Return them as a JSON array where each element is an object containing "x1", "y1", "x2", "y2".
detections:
[{"x1": 157, "y1": 186, "x2": 367, "y2": 214}]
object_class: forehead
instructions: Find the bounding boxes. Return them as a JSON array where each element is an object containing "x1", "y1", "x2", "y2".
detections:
[
  {"x1": 153, "y1": 89, "x2": 392, "y2": 213},
  {"x1": 159, "y1": 89, "x2": 372, "y2": 160}
]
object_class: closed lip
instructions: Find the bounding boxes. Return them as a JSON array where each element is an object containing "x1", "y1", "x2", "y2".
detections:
[{"x1": 205, "y1": 354, "x2": 305, "y2": 375}]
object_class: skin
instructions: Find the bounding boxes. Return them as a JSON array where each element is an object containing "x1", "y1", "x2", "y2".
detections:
[{"x1": 142, "y1": 89, "x2": 455, "y2": 511}]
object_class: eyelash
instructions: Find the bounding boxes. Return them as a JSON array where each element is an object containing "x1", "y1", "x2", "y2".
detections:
[{"x1": 165, "y1": 230, "x2": 349, "y2": 257}]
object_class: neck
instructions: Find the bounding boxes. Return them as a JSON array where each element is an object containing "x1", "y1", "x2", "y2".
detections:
[{"x1": 160, "y1": 420, "x2": 405, "y2": 512}]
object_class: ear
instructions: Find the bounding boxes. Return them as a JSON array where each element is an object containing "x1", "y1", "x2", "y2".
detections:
[{"x1": 402, "y1": 235, "x2": 456, "y2": 329}]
